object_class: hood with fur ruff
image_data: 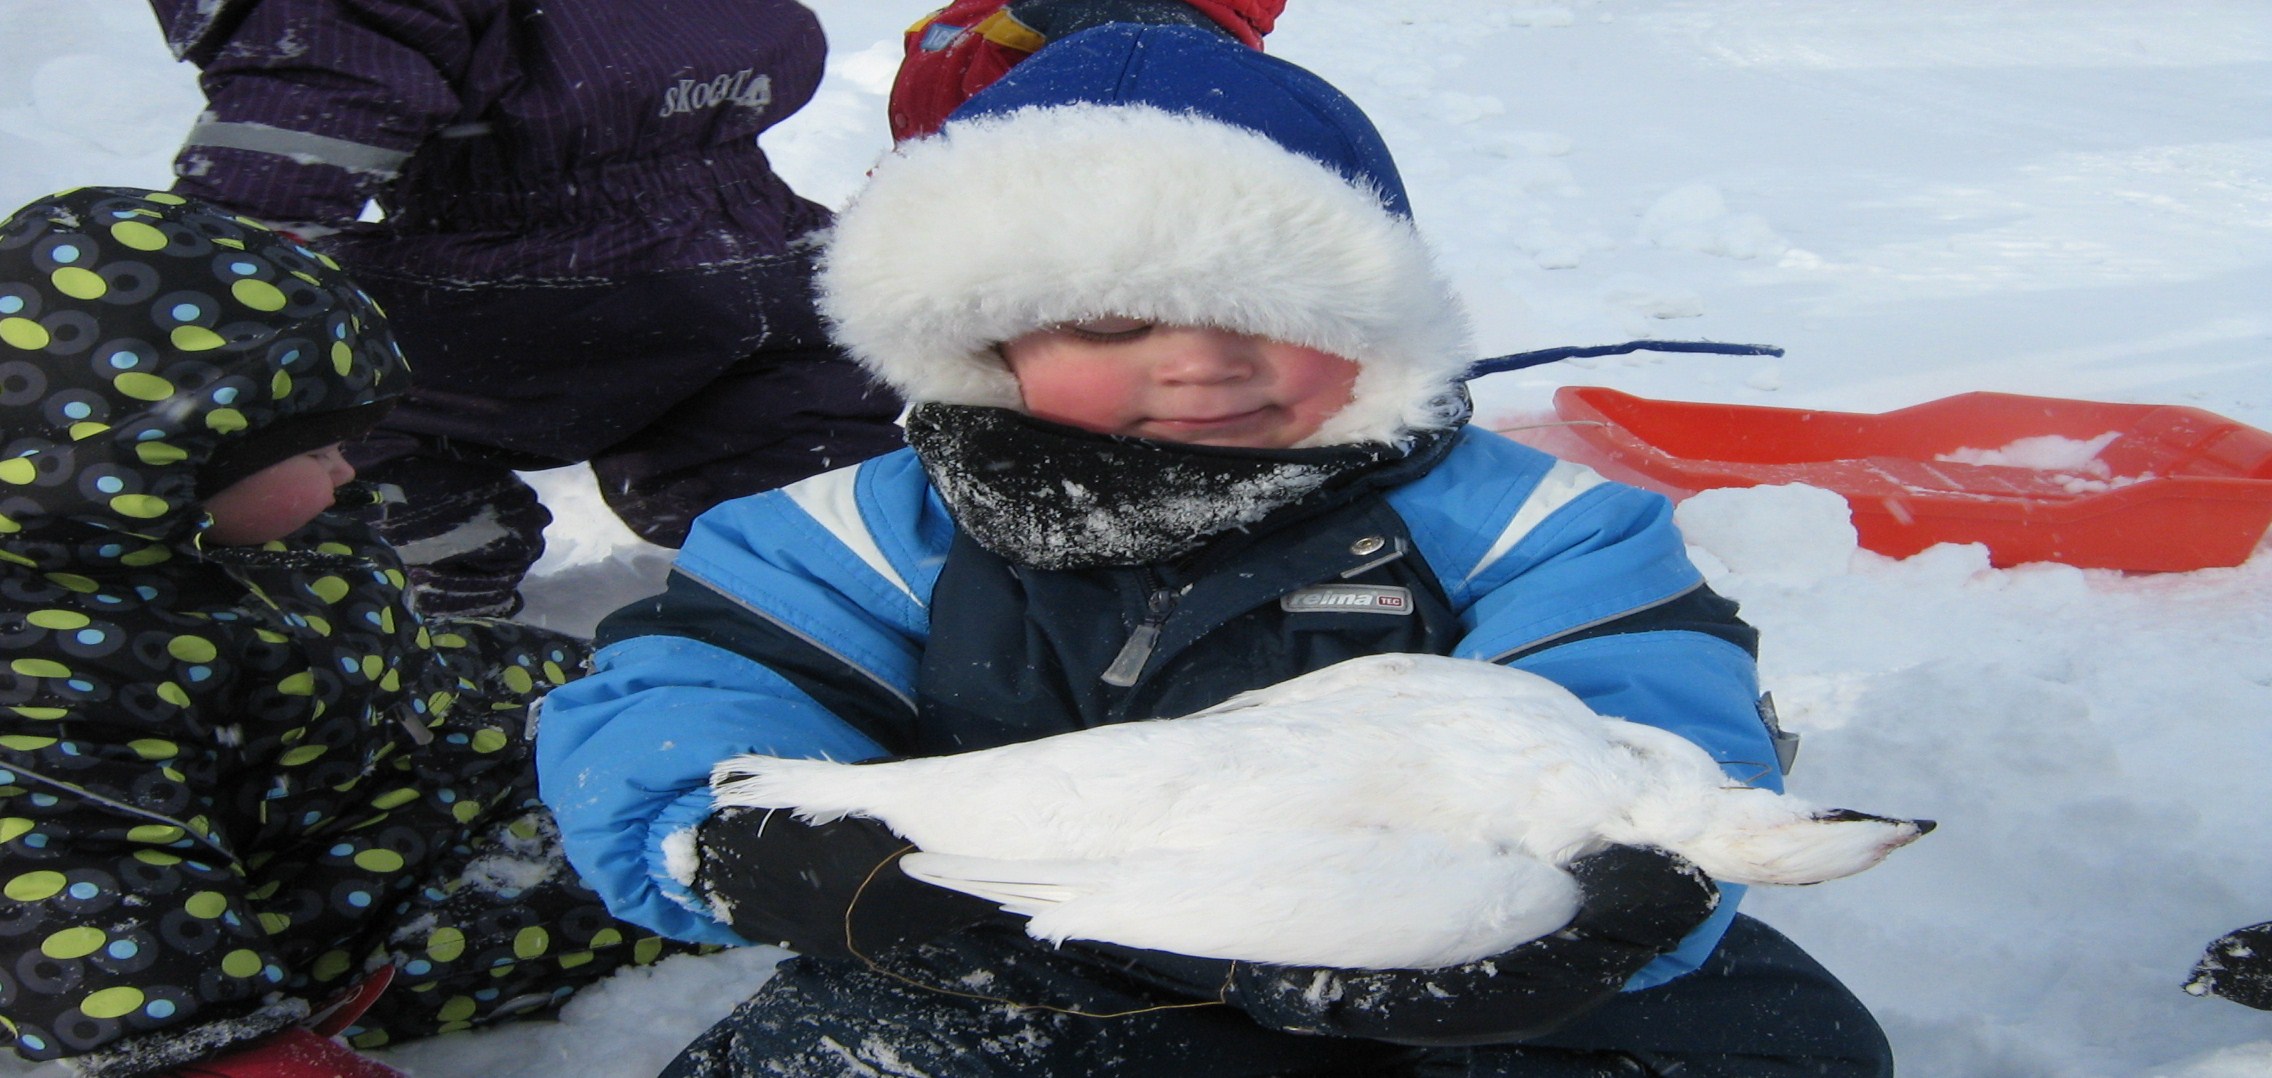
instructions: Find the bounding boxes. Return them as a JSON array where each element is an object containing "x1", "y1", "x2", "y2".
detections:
[{"x1": 818, "y1": 24, "x2": 1473, "y2": 448}]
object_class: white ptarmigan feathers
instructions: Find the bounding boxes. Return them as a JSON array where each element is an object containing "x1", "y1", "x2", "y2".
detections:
[{"x1": 711, "y1": 653, "x2": 1931, "y2": 969}]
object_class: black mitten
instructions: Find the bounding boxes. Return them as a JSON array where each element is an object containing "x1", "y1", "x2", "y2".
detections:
[
  {"x1": 2188, "y1": 920, "x2": 2272, "y2": 1010},
  {"x1": 1082, "y1": 845, "x2": 1719, "y2": 1046},
  {"x1": 1560, "y1": 843, "x2": 1724, "y2": 948},
  {"x1": 1005, "y1": 0, "x2": 1234, "y2": 41},
  {"x1": 694, "y1": 807, "x2": 1003, "y2": 959}
]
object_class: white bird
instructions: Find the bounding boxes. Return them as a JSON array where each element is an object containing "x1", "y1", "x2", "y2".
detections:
[{"x1": 711, "y1": 653, "x2": 1931, "y2": 969}]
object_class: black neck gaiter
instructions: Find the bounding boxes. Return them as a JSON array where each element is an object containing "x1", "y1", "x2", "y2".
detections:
[{"x1": 904, "y1": 404, "x2": 1457, "y2": 571}]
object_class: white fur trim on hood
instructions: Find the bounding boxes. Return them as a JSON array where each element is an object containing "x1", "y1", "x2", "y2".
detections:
[{"x1": 817, "y1": 104, "x2": 1474, "y2": 447}]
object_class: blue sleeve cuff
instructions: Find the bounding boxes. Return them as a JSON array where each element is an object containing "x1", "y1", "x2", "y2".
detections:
[
  {"x1": 642, "y1": 789, "x2": 758, "y2": 948},
  {"x1": 1624, "y1": 883, "x2": 1745, "y2": 991}
]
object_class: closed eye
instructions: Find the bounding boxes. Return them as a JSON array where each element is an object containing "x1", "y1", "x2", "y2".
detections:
[{"x1": 1061, "y1": 317, "x2": 1154, "y2": 343}]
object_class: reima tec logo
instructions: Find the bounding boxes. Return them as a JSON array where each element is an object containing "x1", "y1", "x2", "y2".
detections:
[{"x1": 1280, "y1": 585, "x2": 1414, "y2": 615}]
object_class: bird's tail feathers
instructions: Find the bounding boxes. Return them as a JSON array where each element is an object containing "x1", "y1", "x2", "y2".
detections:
[{"x1": 1645, "y1": 788, "x2": 1934, "y2": 886}]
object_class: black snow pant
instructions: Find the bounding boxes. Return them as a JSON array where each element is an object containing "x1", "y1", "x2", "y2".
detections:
[
  {"x1": 344, "y1": 250, "x2": 905, "y2": 617},
  {"x1": 661, "y1": 915, "x2": 1893, "y2": 1078}
]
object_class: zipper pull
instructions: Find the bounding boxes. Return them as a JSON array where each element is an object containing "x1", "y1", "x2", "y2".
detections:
[
  {"x1": 1102, "y1": 587, "x2": 1176, "y2": 687},
  {"x1": 1101, "y1": 622, "x2": 1161, "y2": 687},
  {"x1": 398, "y1": 712, "x2": 436, "y2": 746}
]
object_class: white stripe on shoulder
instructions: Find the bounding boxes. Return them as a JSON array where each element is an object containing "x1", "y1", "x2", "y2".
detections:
[
  {"x1": 782, "y1": 465, "x2": 920, "y2": 604},
  {"x1": 1464, "y1": 459, "x2": 1610, "y2": 584}
]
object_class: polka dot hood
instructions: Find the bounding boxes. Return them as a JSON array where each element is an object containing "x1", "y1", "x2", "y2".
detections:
[{"x1": 0, "y1": 187, "x2": 406, "y2": 571}]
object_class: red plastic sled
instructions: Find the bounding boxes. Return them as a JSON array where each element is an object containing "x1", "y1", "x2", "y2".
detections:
[{"x1": 1514, "y1": 387, "x2": 2272, "y2": 572}]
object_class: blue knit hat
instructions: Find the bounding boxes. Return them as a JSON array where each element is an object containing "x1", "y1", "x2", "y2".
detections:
[
  {"x1": 947, "y1": 23, "x2": 1416, "y2": 220},
  {"x1": 819, "y1": 24, "x2": 1471, "y2": 447}
]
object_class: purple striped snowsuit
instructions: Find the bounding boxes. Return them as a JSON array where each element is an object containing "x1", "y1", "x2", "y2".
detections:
[{"x1": 151, "y1": 0, "x2": 905, "y2": 615}]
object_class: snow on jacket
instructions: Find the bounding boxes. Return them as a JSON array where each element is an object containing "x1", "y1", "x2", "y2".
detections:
[
  {"x1": 537, "y1": 423, "x2": 1782, "y2": 991},
  {"x1": 149, "y1": 0, "x2": 834, "y2": 281},
  {"x1": 0, "y1": 189, "x2": 583, "y2": 1068},
  {"x1": 889, "y1": 0, "x2": 1288, "y2": 140}
]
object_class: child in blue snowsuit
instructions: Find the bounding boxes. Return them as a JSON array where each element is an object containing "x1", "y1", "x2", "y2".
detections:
[
  {"x1": 538, "y1": 25, "x2": 1896, "y2": 1077},
  {"x1": 0, "y1": 188, "x2": 692, "y2": 1077}
]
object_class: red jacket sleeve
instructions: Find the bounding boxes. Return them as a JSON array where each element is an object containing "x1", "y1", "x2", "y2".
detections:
[{"x1": 888, "y1": 0, "x2": 1286, "y2": 141}]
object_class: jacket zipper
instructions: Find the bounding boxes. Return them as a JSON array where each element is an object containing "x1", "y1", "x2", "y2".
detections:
[
  {"x1": 1101, "y1": 579, "x2": 1179, "y2": 687},
  {"x1": 1099, "y1": 534, "x2": 1411, "y2": 689}
]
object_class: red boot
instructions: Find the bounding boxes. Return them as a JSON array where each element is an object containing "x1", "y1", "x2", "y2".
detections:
[{"x1": 306, "y1": 966, "x2": 397, "y2": 1038}]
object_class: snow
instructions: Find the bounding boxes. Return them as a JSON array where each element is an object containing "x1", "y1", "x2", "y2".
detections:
[
  {"x1": 1934, "y1": 433, "x2": 2138, "y2": 494},
  {"x1": 1938, "y1": 433, "x2": 2122, "y2": 474},
  {"x1": 4, "y1": 0, "x2": 2269, "y2": 1074}
]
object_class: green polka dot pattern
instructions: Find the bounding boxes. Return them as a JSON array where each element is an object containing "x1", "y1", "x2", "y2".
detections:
[
  {"x1": 0, "y1": 190, "x2": 695, "y2": 1068},
  {"x1": 0, "y1": 187, "x2": 407, "y2": 572}
]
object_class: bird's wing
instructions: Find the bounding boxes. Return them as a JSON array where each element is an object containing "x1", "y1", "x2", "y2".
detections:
[
  {"x1": 898, "y1": 853, "x2": 1096, "y2": 916},
  {"x1": 904, "y1": 832, "x2": 1584, "y2": 969}
]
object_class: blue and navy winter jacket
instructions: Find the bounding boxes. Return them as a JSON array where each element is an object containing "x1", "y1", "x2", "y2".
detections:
[{"x1": 537, "y1": 425, "x2": 1780, "y2": 990}]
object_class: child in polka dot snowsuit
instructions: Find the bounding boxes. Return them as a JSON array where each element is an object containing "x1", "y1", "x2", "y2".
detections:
[{"x1": 0, "y1": 188, "x2": 694, "y2": 1077}]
